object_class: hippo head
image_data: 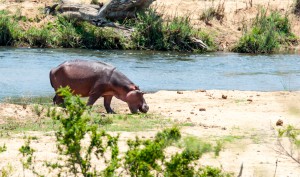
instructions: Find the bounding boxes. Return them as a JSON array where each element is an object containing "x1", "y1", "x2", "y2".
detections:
[{"x1": 126, "y1": 90, "x2": 149, "y2": 114}]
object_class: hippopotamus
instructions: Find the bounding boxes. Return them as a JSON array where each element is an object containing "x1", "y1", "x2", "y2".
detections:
[{"x1": 49, "y1": 60, "x2": 149, "y2": 114}]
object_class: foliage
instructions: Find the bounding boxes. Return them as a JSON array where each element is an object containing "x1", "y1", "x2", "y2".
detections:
[
  {"x1": 51, "y1": 86, "x2": 120, "y2": 176},
  {"x1": 0, "y1": 9, "x2": 215, "y2": 52},
  {"x1": 76, "y1": 21, "x2": 125, "y2": 49},
  {"x1": 277, "y1": 125, "x2": 300, "y2": 164},
  {"x1": 0, "y1": 144, "x2": 6, "y2": 153},
  {"x1": 14, "y1": 87, "x2": 228, "y2": 176},
  {"x1": 0, "y1": 164, "x2": 13, "y2": 177},
  {"x1": 163, "y1": 16, "x2": 196, "y2": 51},
  {"x1": 22, "y1": 26, "x2": 52, "y2": 48},
  {"x1": 0, "y1": 10, "x2": 20, "y2": 46},
  {"x1": 124, "y1": 127, "x2": 181, "y2": 176},
  {"x1": 127, "y1": 8, "x2": 215, "y2": 52},
  {"x1": 233, "y1": 9, "x2": 298, "y2": 53},
  {"x1": 19, "y1": 139, "x2": 35, "y2": 169},
  {"x1": 54, "y1": 16, "x2": 82, "y2": 48},
  {"x1": 128, "y1": 8, "x2": 164, "y2": 50}
]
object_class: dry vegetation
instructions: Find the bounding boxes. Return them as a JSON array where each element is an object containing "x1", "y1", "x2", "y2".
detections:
[{"x1": 1, "y1": 0, "x2": 300, "y2": 51}]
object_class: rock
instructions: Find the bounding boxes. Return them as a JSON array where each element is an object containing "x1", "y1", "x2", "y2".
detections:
[
  {"x1": 222, "y1": 95, "x2": 227, "y2": 99},
  {"x1": 199, "y1": 108, "x2": 206, "y2": 111},
  {"x1": 177, "y1": 91, "x2": 183, "y2": 94},
  {"x1": 247, "y1": 99, "x2": 253, "y2": 102},
  {"x1": 276, "y1": 119, "x2": 283, "y2": 126},
  {"x1": 176, "y1": 110, "x2": 181, "y2": 112},
  {"x1": 190, "y1": 112, "x2": 194, "y2": 114},
  {"x1": 195, "y1": 89, "x2": 206, "y2": 93}
]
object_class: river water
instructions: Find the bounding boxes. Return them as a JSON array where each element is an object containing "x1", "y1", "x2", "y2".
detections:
[{"x1": 0, "y1": 47, "x2": 299, "y2": 100}]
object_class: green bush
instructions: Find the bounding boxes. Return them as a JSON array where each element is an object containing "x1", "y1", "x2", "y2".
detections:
[
  {"x1": 76, "y1": 21, "x2": 125, "y2": 49},
  {"x1": 127, "y1": 8, "x2": 215, "y2": 52},
  {"x1": 23, "y1": 27, "x2": 52, "y2": 48},
  {"x1": 0, "y1": 10, "x2": 20, "y2": 46},
  {"x1": 15, "y1": 87, "x2": 230, "y2": 177},
  {"x1": 54, "y1": 16, "x2": 83, "y2": 48},
  {"x1": 0, "y1": 144, "x2": 6, "y2": 153},
  {"x1": 233, "y1": 9, "x2": 297, "y2": 53},
  {"x1": 163, "y1": 16, "x2": 194, "y2": 51},
  {"x1": 128, "y1": 8, "x2": 165, "y2": 50}
]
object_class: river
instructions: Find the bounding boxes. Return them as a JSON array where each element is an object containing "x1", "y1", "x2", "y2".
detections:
[{"x1": 0, "y1": 47, "x2": 299, "y2": 100}]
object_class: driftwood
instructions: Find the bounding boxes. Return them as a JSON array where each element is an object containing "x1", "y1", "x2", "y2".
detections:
[
  {"x1": 45, "y1": 0, "x2": 208, "y2": 50},
  {"x1": 46, "y1": 0, "x2": 155, "y2": 23}
]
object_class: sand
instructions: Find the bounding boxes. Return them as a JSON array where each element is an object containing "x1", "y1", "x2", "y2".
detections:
[{"x1": 0, "y1": 90, "x2": 300, "y2": 176}]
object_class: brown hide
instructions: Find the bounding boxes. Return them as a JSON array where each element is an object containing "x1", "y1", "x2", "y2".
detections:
[{"x1": 50, "y1": 60, "x2": 149, "y2": 113}]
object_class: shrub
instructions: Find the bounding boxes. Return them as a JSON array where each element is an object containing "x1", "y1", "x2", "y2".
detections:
[
  {"x1": 76, "y1": 21, "x2": 125, "y2": 49},
  {"x1": 0, "y1": 10, "x2": 20, "y2": 46},
  {"x1": 0, "y1": 144, "x2": 6, "y2": 153},
  {"x1": 128, "y1": 8, "x2": 164, "y2": 50},
  {"x1": 9, "y1": 87, "x2": 231, "y2": 177},
  {"x1": 277, "y1": 125, "x2": 300, "y2": 164},
  {"x1": 233, "y1": 9, "x2": 297, "y2": 53},
  {"x1": 127, "y1": 8, "x2": 215, "y2": 52},
  {"x1": 23, "y1": 27, "x2": 52, "y2": 48},
  {"x1": 163, "y1": 16, "x2": 194, "y2": 51},
  {"x1": 53, "y1": 16, "x2": 83, "y2": 48}
]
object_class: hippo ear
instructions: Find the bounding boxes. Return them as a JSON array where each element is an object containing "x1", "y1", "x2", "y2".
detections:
[{"x1": 136, "y1": 90, "x2": 145, "y2": 95}]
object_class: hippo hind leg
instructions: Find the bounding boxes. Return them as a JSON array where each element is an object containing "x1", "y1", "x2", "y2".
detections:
[{"x1": 103, "y1": 95, "x2": 115, "y2": 114}]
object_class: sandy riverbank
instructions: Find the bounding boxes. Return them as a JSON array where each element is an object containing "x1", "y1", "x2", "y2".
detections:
[{"x1": 0, "y1": 90, "x2": 300, "y2": 176}]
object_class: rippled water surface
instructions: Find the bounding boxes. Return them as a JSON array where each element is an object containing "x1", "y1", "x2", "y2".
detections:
[{"x1": 0, "y1": 47, "x2": 299, "y2": 100}]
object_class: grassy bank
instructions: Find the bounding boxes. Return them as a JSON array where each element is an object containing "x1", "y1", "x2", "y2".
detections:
[
  {"x1": 0, "y1": 9, "x2": 216, "y2": 52},
  {"x1": 232, "y1": 8, "x2": 298, "y2": 53}
]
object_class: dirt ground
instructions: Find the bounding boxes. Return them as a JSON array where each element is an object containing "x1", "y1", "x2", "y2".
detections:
[
  {"x1": 1, "y1": 90, "x2": 300, "y2": 176},
  {"x1": 0, "y1": 0, "x2": 300, "y2": 51}
]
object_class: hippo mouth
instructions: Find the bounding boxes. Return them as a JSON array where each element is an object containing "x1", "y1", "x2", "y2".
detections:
[{"x1": 139, "y1": 104, "x2": 149, "y2": 113}]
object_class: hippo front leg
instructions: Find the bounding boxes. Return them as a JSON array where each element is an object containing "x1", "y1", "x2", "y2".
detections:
[
  {"x1": 104, "y1": 95, "x2": 115, "y2": 114},
  {"x1": 53, "y1": 94, "x2": 64, "y2": 105}
]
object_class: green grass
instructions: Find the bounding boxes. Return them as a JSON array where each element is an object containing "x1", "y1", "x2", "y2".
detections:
[
  {"x1": 0, "y1": 10, "x2": 20, "y2": 46},
  {"x1": 218, "y1": 135, "x2": 244, "y2": 143},
  {"x1": 0, "y1": 105, "x2": 172, "y2": 133},
  {"x1": 176, "y1": 136, "x2": 213, "y2": 156},
  {"x1": 233, "y1": 8, "x2": 298, "y2": 53},
  {"x1": 0, "y1": 116, "x2": 59, "y2": 133},
  {"x1": 125, "y1": 8, "x2": 216, "y2": 52},
  {"x1": 2, "y1": 96, "x2": 53, "y2": 105},
  {"x1": 0, "y1": 8, "x2": 216, "y2": 52},
  {"x1": 100, "y1": 114, "x2": 173, "y2": 132}
]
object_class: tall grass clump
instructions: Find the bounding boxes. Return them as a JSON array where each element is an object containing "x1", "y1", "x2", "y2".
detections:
[
  {"x1": 163, "y1": 16, "x2": 194, "y2": 51},
  {"x1": 127, "y1": 8, "x2": 215, "y2": 52},
  {"x1": 22, "y1": 27, "x2": 52, "y2": 47},
  {"x1": 75, "y1": 21, "x2": 125, "y2": 49},
  {"x1": 0, "y1": 10, "x2": 20, "y2": 46},
  {"x1": 54, "y1": 16, "x2": 83, "y2": 48},
  {"x1": 233, "y1": 9, "x2": 297, "y2": 53},
  {"x1": 128, "y1": 8, "x2": 164, "y2": 50}
]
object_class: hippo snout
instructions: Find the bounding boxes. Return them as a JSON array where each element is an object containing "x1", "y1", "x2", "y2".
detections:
[{"x1": 139, "y1": 104, "x2": 149, "y2": 113}]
